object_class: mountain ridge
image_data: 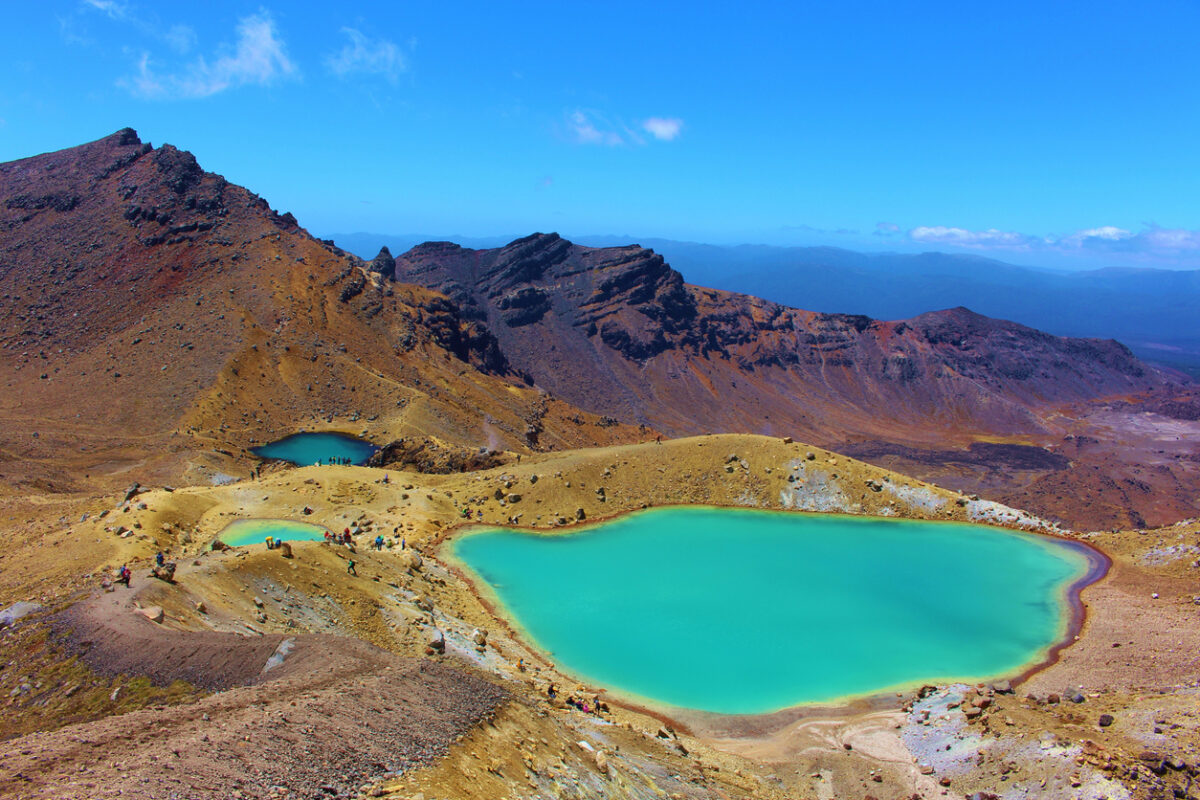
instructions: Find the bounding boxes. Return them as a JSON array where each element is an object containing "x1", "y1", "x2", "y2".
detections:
[
  {"x1": 0, "y1": 131, "x2": 647, "y2": 496},
  {"x1": 392, "y1": 231, "x2": 1168, "y2": 441}
]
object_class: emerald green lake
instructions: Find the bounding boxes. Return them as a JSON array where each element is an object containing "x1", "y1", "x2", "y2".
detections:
[
  {"x1": 217, "y1": 519, "x2": 329, "y2": 547},
  {"x1": 452, "y1": 507, "x2": 1098, "y2": 715}
]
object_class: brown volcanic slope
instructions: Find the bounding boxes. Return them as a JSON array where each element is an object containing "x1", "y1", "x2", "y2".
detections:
[
  {"x1": 394, "y1": 233, "x2": 1199, "y2": 529},
  {"x1": 0, "y1": 132, "x2": 644, "y2": 497}
]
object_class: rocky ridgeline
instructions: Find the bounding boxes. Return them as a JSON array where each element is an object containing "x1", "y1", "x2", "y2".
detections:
[{"x1": 393, "y1": 233, "x2": 1168, "y2": 442}]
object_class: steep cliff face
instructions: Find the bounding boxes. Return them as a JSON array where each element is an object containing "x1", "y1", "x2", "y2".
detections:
[{"x1": 395, "y1": 234, "x2": 1167, "y2": 441}]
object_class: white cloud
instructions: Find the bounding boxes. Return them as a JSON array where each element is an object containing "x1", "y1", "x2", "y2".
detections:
[
  {"x1": 124, "y1": 11, "x2": 296, "y2": 99},
  {"x1": 325, "y1": 28, "x2": 406, "y2": 83},
  {"x1": 909, "y1": 226, "x2": 1035, "y2": 249},
  {"x1": 83, "y1": 0, "x2": 129, "y2": 19},
  {"x1": 164, "y1": 23, "x2": 196, "y2": 54},
  {"x1": 1074, "y1": 226, "x2": 1130, "y2": 241},
  {"x1": 907, "y1": 222, "x2": 1200, "y2": 262},
  {"x1": 642, "y1": 117, "x2": 683, "y2": 141},
  {"x1": 566, "y1": 110, "x2": 684, "y2": 147},
  {"x1": 567, "y1": 110, "x2": 626, "y2": 146}
]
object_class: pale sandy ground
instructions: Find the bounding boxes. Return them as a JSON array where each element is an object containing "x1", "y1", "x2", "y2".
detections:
[{"x1": 2, "y1": 433, "x2": 1199, "y2": 799}]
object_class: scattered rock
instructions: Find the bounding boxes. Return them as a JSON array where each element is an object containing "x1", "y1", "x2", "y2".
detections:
[
  {"x1": 137, "y1": 606, "x2": 164, "y2": 623},
  {"x1": 1099, "y1": 713, "x2": 1115, "y2": 727}
]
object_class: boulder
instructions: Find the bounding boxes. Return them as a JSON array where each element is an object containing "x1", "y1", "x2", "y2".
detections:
[
  {"x1": 138, "y1": 606, "x2": 164, "y2": 623},
  {"x1": 1098, "y1": 714, "x2": 1115, "y2": 727},
  {"x1": 0, "y1": 601, "x2": 41, "y2": 629},
  {"x1": 151, "y1": 562, "x2": 176, "y2": 582},
  {"x1": 427, "y1": 628, "x2": 446, "y2": 654}
]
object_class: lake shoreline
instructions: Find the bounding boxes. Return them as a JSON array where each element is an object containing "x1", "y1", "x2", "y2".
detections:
[{"x1": 437, "y1": 503, "x2": 1113, "y2": 738}]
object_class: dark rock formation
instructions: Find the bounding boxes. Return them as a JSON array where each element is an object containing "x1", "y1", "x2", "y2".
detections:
[
  {"x1": 365, "y1": 436, "x2": 504, "y2": 473},
  {"x1": 368, "y1": 245, "x2": 395, "y2": 276},
  {"x1": 395, "y1": 233, "x2": 1169, "y2": 441}
]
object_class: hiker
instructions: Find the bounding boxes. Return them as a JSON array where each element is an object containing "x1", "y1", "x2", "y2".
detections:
[
  {"x1": 346, "y1": 558, "x2": 357, "y2": 576},
  {"x1": 155, "y1": 551, "x2": 165, "y2": 568},
  {"x1": 265, "y1": 536, "x2": 275, "y2": 550},
  {"x1": 117, "y1": 564, "x2": 131, "y2": 587},
  {"x1": 323, "y1": 530, "x2": 333, "y2": 542},
  {"x1": 374, "y1": 535, "x2": 383, "y2": 550},
  {"x1": 401, "y1": 536, "x2": 406, "y2": 550}
]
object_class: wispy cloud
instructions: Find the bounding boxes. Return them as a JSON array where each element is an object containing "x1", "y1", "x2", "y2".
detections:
[
  {"x1": 324, "y1": 27, "x2": 406, "y2": 83},
  {"x1": 907, "y1": 222, "x2": 1200, "y2": 262},
  {"x1": 163, "y1": 23, "x2": 196, "y2": 54},
  {"x1": 124, "y1": 11, "x2": 296, "y2": 100},
  {"x1": 874, "y1": 221, "x2": 901, "y2": 236},
  {"x1": 78, "y1": 1, "x2": 194, "y2": 53},
  {"x1": 82, "y1": 0, "x2": 129, "y2": 19},
  {"x1": 565, "y1": 110, "x2": 685, "y2": 147},
  {"x1": 781, "y1": 223, "x2": 858, "y2": 235},
  {"x1": 566, "y1": 110, "x2": 627, "y2": 146},
  {"x1": 910, "y1": 226, "x2": 1035, "y2": 248},
  {"x1": 642, "y1": 117, "x2": 683, "y2": 141}
]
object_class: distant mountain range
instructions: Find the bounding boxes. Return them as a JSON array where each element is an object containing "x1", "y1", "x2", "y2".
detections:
[{"x1": 332, "y1": 233, "x2": 1200, "y2": 375}]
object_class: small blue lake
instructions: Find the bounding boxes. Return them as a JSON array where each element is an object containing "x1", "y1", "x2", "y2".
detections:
[
  {"x1": 218, "y1": 519, "x2": 329, "y2": 547},
  {"x1": 451, "y1": 506, "x2": 1098, "y2": 715},
  {"x1": 251, "y1": 432, "x2": 378, "y2": 466}
]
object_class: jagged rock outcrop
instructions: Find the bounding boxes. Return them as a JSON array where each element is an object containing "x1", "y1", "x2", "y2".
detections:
[
  {"x1": 395, "y1": 233, "x2": 1170, "y2": 441},
  {"x1": 368, "y1": 246, "x2": 395, "y2": 276}
]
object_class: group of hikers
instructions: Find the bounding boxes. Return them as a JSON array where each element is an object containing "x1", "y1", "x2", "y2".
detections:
[
  {"x1": 545, "y1": 682, "x2": 609, "y2": 716},
  {"x1": 320, "y1": 456, "x2": 356, "y2": 466},
  {"x1": 321, "y1": 526, "x2": 407, "y2": 575}
]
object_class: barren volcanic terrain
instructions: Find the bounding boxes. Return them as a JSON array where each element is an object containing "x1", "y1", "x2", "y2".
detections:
[
  {"x1": 1, "y1": 132, "x2": 1199, "y2": 800},
  {"x1": 394, "y1": 233, "x2": 1200, "y2": 529}
]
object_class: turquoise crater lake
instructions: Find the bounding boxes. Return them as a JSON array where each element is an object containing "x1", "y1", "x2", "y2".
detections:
[
  {"x1": 251, "y1": 432, "x2": 378, "y2": 466},
  {"x1": 217, "y1": 519, "x2": 329, "y2": 547},
  {"x1": 452, "y1": 507, "x2": 1098, "y2": 715}
]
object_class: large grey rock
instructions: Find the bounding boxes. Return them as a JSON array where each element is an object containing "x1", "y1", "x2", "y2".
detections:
[{"x1": 0, "y1": 601, "x2": 40, "y2": 628}]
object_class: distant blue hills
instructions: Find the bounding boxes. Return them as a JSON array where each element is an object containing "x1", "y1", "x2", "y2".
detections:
[{"x1": 328, "y1": 231, "x2": 1200, "y2": 376}]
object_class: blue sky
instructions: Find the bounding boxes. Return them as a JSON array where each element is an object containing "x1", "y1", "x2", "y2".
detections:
[{"x1": 3, "y1": 0, "x2": 1200, "y2": 268}]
